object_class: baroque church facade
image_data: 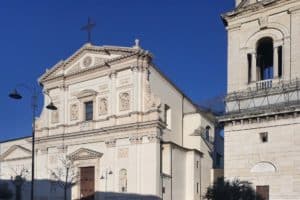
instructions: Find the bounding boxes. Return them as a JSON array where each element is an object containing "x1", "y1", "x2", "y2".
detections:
[
  {"x1": 221, "y1": 0, "x2": 300, "y2": 199},
  {"x1": 0, "y1": 41, "x2": 223, "y2": 200}
]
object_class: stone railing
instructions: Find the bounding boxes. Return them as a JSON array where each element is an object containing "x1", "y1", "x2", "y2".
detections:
[
  {"x1": 256, "y1": 79, "x2": 273, "y2": 90},
  {"x1": 227, "y1": 78, "x2": 300, "y2": 101}
]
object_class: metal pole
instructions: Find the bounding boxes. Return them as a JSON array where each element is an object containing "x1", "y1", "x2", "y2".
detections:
[
  {"x1": 105, "y1": 170, "x2": 108, "y2": 192},
  {"x1": 31, "y1": 88, "x2": 37, "y2": 200}
]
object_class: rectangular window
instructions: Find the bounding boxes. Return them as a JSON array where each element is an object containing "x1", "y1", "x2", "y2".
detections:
[
  {"x1": 247, "y1": 54, "x2": 252, "y2": 83},
  {"x1": 164, "y1": 105, "x2": 171, "y2": 129},
  {"x1": 259, "y1": 132, "x2": 268, "y2": 143},
  {"x1": 256, "y1": 185, "x2": 269, "y2": 200},
  {"x1": 278, "y1": 46, "x2": 282, "y2": 78},
  {"x1": 85, "y1": 101, "x2": 93, "y2": 121},
  {"x1": 196, "y1": 161, "x2": 199, "y2": 168},
  {"x1": 197, "y1": 182, "x2": 199, "y2": 194}
]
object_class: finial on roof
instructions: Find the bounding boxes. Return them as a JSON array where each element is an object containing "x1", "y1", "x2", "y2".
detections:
[{"x1": 133, "y1": 39, "x2": 141, "y2": 49}]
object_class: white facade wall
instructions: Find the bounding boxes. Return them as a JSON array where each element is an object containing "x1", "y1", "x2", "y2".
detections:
[{"x1": 0, "y1": 43, "x2": 217, "y2": 200}]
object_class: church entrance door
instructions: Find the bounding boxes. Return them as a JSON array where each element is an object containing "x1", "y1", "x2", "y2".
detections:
[
  {"x1": 80, "y1": 166, "x2": 95, "y2": 200},
  {"x1": 256, "y1": 185, "x2": 269, "y2": 200}
]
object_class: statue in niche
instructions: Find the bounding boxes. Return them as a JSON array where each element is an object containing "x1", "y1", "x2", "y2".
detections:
[
  {"x1": 119, "y1": 92, "x2": 130, "y2": 111},
  {"x1": 99, "y1": 97, "x2": 108, "y2": 115},
  {"x1": 51, "y1": 110, "x2": 59, "y2": 124},
  {"x1": 119, "y1": 169, "x2": 127, "y2": 192},
  {"x1": 70, "y1": 104, "x2": 78, "y2": 121}
]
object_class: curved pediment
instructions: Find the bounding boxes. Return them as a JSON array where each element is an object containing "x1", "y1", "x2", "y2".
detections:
[
  {"x1": 0, "y1": 145, "x2": 31, "y2": 161},
  {"x1": 68, "y1": 148, "x2": 103, "y2": 161},
  {"x1": 75, "y1": 89, "x2": 98, "y2": 99},
  {"x1": 251, "y1": 161, "x2": 277, "y2": 173}
]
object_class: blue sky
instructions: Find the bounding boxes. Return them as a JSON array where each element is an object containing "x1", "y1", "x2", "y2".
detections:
[{"x1": 0, "y1": 0, "x2": 234, "y2": 141}]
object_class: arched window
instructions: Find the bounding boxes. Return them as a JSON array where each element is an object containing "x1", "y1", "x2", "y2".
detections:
[
  {"x1": 119, "y1": 169, "x2": 127, "y2": 192},
  {"x1": 256, "y1": 37, "x2": 274, "y2": 80}
]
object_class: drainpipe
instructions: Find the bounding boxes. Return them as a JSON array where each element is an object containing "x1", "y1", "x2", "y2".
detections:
[
  {"x1": 160, "y1": 141, "x2": 163, "y2": 200},
  {"x1": 171, "y1": 146, "x2": 173, "y2": 200},
  {"x1": 200, "y1": 155, "x2": 202, "y2": 200}
]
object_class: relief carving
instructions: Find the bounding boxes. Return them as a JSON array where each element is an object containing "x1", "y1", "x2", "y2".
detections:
[
  {"x1": 119, "y1": 92, "x2": 130, "y2": 111},
  {"x1": 118, "y1": 148, "x2": 129, "y2": 159},
  {"x1": 82, "y1": 56, "x2": 92, "y2": 67},
  {"x1": 144, "y1": 81, "x2": 161, "y2": 110},
  {"x1": 51, "y1": 110, "x2": 59, "y2": 124},
  {"x1": 70, "y1": 104, "x2": 79, "y2": 121},
  {"x1": 99, "y1": 97, "x2": 108, "y2": 115}
]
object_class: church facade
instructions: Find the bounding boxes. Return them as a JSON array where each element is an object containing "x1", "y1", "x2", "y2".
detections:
[
  {"x1": 0, "y1": 41, "x2": 222, "y2": 200},
  {"x1": 221, "y1": 0, "x2": 300, "y2": 199}
]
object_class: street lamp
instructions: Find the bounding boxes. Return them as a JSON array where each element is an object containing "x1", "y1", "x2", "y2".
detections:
[
  {"x1": 9, "y1": 85, "x2": 57, "y2": 200},
  {"x1": 100, "y1": 169, "x2": 113, "y2": 192}
]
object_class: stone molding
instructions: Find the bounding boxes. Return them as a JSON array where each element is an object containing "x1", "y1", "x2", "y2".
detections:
[
  {"x1": 147, "y1": 134, "x2": 162, "y2": 143},
  {"x1": 35, "y1": 120, "x2": 164, "y2": 144},
  {"x1": 0, "y1": 145, "x2": 31, "y2": 161},
  {"x1": 36, "y1": 109, "x2": 160, "y2": 132},
  {"x1": 222, "y1": 110, "x2": 300, "y2": 126},
  {"x1": 68, "y1": 148, "x2": 103, "y2": 161},
  {"x1": 105, "y1": 139, "x2": 117, "y2": 148},
  {"x1": 223, "y1": 0, "x2": 295, "y2": 23},
  {"x1": 39, "y1": 44, "x2": 152, "y2": 84},
  {"x1": 129, "y1": 136, "x2": 143, "y2": 144}
]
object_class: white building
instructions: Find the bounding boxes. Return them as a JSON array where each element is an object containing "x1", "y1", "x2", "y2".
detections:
[
  {"x1": 221, "y1": 0, "x2": 300, "y2": 199},
  {"x1": 0, "y1": 41, "x2": 223, "y2": 200}
]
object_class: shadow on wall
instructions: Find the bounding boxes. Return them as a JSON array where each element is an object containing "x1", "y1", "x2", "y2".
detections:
[{"x1": 0, "y1": 179, "x2": 161, "y2": 200}]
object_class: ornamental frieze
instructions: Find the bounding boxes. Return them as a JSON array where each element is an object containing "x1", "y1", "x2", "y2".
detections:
[
  {"x1": 129, "y1": 136, "x2": 143, "y2": 144},
  {"x1": 105, "y1": 139, "x2": 117, "y2": 148}
]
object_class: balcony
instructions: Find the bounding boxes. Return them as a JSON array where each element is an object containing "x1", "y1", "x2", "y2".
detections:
[{"x1": 256, "y1": 79, "x2": 273, "y2": 90}]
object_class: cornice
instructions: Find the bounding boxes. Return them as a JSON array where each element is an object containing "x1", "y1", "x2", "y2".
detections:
[
  {"x1": 219, "y1": 106, "x2": 300, "y2": 125},
  {"x1": 37, "y1": 109, "x2": 161, "y2": 132},
  {"x1": 222, "y1": 0, "x2": 297, "y2": 25},
  {"x1": 35, "y1": 119, "x2": 164, "y2": 144}
]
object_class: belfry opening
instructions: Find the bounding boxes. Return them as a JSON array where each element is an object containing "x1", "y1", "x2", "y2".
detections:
[{"x1": 256, "y1": 37, "x2": 274, "y2": 80}]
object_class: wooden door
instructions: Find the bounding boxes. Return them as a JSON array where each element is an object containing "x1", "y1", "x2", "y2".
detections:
[
  {"x1": 256, "y1": 185, "x2": 269, "y2": 200},
  {"x1": 80, "y1": 166, "x2": 95, "y2": 200}
]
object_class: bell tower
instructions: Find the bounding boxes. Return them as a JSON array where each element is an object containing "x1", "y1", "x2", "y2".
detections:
[{"x1": 221, "y1": 0, "x2": 300, "y2": 199}]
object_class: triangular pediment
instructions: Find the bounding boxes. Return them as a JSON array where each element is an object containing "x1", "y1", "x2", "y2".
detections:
[
  {"x1": 0, "y1": 145, "x2": 31, "y2": 161},
  {"x1": 39, "y1": 43, "x2": 143, "y2": 83},
  {"x1": 68, "y1": 148, "x2": 103, "y2": 161}
]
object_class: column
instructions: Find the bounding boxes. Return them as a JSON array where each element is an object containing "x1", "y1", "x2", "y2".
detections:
[
  {"x1": 273, "y1": 46, "x2": 279, "y2": 78},
  {"x1": 131, "y1": 66, "x2": 139, "y2": 112},
  {"x1": 109, "y1": 71, "x2": 117, "y2": 115},
  {"x1": 251, "y1": 53, "x2": 257, "y2": 82}
]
